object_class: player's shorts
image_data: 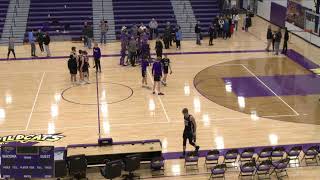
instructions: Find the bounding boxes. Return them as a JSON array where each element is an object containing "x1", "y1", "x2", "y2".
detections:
[
  {"x1": 163, "y1": 67, "x2": 169, "y2": 74},
  {"x1": 154, "y1": 75, "x2": 161, "y2": 82},
  {"x1": 142, "y1": 70, "x2": 146, "y2": 78}
]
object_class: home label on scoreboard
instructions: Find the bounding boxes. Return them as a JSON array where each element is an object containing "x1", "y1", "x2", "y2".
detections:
[{"x1": 1, "y1": 146, "x2": 54, "y2": 178}]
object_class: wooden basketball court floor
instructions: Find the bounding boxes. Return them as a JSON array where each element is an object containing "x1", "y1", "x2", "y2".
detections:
[{"x1": 0, "y1": 17, "x2": 319, "y2": 179}]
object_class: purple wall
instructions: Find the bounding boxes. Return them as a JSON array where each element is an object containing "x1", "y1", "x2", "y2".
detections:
[{"x1": 270, "y1": 2, "x2": 287, "y2": 27}]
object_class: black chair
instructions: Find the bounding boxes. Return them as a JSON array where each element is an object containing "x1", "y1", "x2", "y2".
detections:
[
  {"x1": 123, "y1": 154, "x2": 141, "y2": 179},
  {"x1": 68, "y1": 154, "x2": 88, "y2": 180},
  {"x1": 150, "y1": 156, "x2": 165, "y2": 176},
  {"x1": 287, "y1": 146, "x2": 302, "y2": 167},
  {"x1": 100, "y1": 160, "x2": 123, "y2": 179}
]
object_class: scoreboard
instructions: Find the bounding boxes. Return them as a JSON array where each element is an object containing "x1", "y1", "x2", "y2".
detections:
[{"x1": 1, "y1": 146, "x2": 54, "y2": 178}]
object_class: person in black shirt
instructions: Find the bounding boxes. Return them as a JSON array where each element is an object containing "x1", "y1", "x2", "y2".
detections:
[
  {"x1": 43, "y1": 32, "x2": 51, "y2": 57},
  {"x1": 37, "y1": 29, "x2": 44, "y2": 53},
  {"x1": 68, "y1": 51, "x2": 78, "y2": 83},
  {"x1": 180, "y1": 108, "x2": 200, "y2": 158},
  {"x1": 161, "y1": 54, "x2": 172, "y2": 86},
  {"x1": 265, "y1": 25, "x2": 273, "y2": 52},
  {"x1": 274, "y1": 28, "x2": 282, "y2": 55},
  {"x1": 195, "y1": 21, "x2": 201, "y2": 45},
  {"x1": 155, "y1": 38, "x2": 163, "y2": 58},
  {"x1": 282, "y1": 28, "x2": 289, "y2": 54},
  {"x1": 209, "y1": 23, "x2": 214, "y2": 46}
]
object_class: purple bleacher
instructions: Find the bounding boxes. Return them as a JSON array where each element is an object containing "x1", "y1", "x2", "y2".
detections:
[
  {"x1": 0, "y1": 0, "x2": 10, "y2": 38},
  {"x1": 112, "y1": 0, "x2": 177, "y2": 38},
  {"x1": 190, "y1": 0, "x2": 221, "y2": 32},
  {"x1": 26, "y1": 0, "x2": 93, "y2": 41}
]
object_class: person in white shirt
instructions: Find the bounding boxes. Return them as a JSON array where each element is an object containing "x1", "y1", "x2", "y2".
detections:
[
  {"x1": 233, "y1": 13, "x2": 240, "y2": 31},
  {"x1": 149, "y1": 18, "x2": 158, "y2": 39}
]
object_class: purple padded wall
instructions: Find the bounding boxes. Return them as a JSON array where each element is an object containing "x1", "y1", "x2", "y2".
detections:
[{"x1": 270, "y1": 2, "x2": 287, "y2": 27}]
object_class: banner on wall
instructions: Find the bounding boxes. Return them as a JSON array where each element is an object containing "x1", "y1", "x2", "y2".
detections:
[{"x1": 286, "y1": 0, "x2": 308, "y2": 29}]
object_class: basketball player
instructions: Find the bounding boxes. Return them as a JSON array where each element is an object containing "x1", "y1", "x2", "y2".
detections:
[
  {"x1": 77, "y1": 50, "x2": 84, "y2": 82},
  {"x1": 152, "y1": 57, "x2": 164, "y2": 95},
  {"x1": 68, "y1": 52, "x2": 78, "y2": 83},
  {"x1": 82, "y1": 51, "x2": 90, "y2": 83},
  {"x1": 181, "y1": 108, "x2": 200, "y2": 158},
  {"x1": 141, "y1": 54, "x2": 149, "y2": 87},
  {"x1": 161, "y1": 54, "x2": 172, "y2": 86}
]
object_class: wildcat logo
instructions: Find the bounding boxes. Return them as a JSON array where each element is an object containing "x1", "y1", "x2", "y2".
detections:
[{"x1": 0, "y1": 133, "x2": 65, "y2": 144}]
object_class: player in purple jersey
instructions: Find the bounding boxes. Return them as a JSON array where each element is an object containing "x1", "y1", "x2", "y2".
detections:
[
  {"x1": 141, "y1": 54, "x2": 149, "y2": 87},
  {"x1": 152, "y1": 57, "x2": 164, "y2": 95}
]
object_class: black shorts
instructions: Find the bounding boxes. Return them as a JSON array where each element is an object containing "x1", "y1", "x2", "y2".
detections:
[
  {"x1": 163, "y1": 67, "x2": 169, "y2": 74},
  {"x1": 142, "y1": 70, "x2": 146, "y2": 77},
  {"x1": 154, "y1": 75, "x2": 161, "y2": 82}
]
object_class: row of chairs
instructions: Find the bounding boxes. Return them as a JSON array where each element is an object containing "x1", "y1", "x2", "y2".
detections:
[
  {"x1": 100, "y1": 155, "x2": 165, "y2": 179},
  {"x1": 182, "y1": 145, "x2": 319, "y2": 179},
  {"x1": 210, "y1": 158, "x2": 290, "y2": 179}
]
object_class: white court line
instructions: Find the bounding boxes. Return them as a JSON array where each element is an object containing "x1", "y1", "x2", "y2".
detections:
[
  {"x1": 241, "y1": 64, "x2": 300, "y2": 116},
  {"x1": 147, "y1": 70, "x2": 171, "y2": 123},
  {"x1": 25, "y1": 72, "x2": 46, "y2": 131}
]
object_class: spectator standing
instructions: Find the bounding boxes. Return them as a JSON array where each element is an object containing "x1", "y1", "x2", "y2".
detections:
[
  {"x1": 175, "y1": 26, "x2": 182, "y2": 50},
  {"x1": 265, "y1": 25, "x2": 273, "y2": 52},
  {"x1": 223, "y1": 18, "x2": 230, "y2": 39},
  {"x1": 195, "y1": 21, "x2": 201, "y2": 45},
  {"x1": 163, "y1": 26, "x2": 171, "y2": 49},
  {"x1": 7, "y1": 37, "x2": 16, "y2": 60},
  {"x1": 218, "y1": 17, "x2": 224, "y2": 37},
  {"x1": 233, "y1": 13, "x2": 240, "y2": 31},
  {"x1": 149, "y1": 18, "x2": 158, "y2": 39},
  {"x1": 100, "y1": 20, "x2": 108, "y2": 44},
  {"x1": 282, "y1": 28, "x2": 289, "y2": 54},
  {"x1": 37, "y1": 29, "x2": 44, "y2": 53},
  {"x1": 274, "y1": 28, "x2": 282, "y2": 55},
  {"x1": 155, "y1": 38, "x2": 164, "y2": 58},
  {"x1": 28, "y1": 29, "x2": 36, "y2": 57},
  {"x1": 209, "y1": 23, "x2": 214, "y2": 46},
  {"x1": 83, "y1": 22, "x2": 93, "y2": 49},
  {"x1": 128, "y1": 36, "x2": 138, "y2": 66},
  {"x1": 43, "y1": 32, "x2": 51, "y2": 57}
]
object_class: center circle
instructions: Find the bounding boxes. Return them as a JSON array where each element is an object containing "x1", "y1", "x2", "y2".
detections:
[{"x1": 61, "y1": 82, "x2": 133, "y2": 105}]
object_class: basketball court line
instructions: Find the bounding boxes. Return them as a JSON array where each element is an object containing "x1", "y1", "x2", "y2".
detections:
[
  {"x1": 25, "y1": 72, "x2": 46, "y2": 131},
  {"x1": 211, "y1": 63, "x2": 299, "y2": 116},
  {"x1": 147, "y1": 70, "x2": 171, "y2": 123},
  {"x1": 241, "y1": 64, "x2": 299, "y2": 116}
]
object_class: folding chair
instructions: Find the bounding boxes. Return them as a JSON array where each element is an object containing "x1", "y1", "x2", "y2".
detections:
[
  {"x1": 302, "y1": 145, "x2": 319, "y2": 166},
  {"x1": 209, "y1": 164, "x2": 227, "y2": 179},
  {"x1": 286, "y1": 146, "x2": 302, "y2": 167},
  {"x1": 256, "y1": 160, "x2": 272, "y2": 179},
  {"x1": 205, "y1": 150, "x2": 220, "y2": 169},
  {"x1": 223, "y1": 149, "x2": 239, "y2": 168},
  {"x1": 272, "y1": 158, "x2": 290, "y2": 179},
  {"x1": 239, "y1": 161, "x2": 256, "y2": 179},
  {"x1": 185, "y1": 151, "x2": 199, "y2": 170},
  {"x1": 239, "y1": 148, "x2": 255, "y2": 164}
]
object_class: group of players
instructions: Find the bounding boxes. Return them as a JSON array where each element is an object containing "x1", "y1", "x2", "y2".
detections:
[{"x1": 67, "y1": 43, "x2": 102, "y2": 84}]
